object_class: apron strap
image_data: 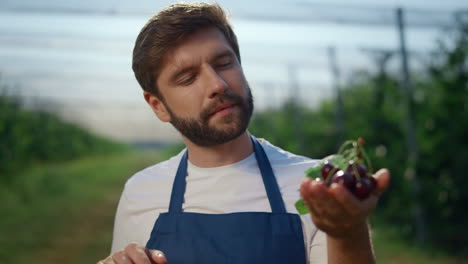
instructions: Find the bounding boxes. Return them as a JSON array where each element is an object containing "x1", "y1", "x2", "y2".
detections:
[
  {"x1": 168, "y1": 136, "x2": 287, "y2": 214},
  {"x1": 168, "y1": 151, "x2": 188, "y2": 213},
  {"x1": 251, "y1": 136, "x2": 287, "y2": 213}
]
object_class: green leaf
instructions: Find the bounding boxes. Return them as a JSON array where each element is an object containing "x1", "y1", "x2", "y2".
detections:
[
  {"x1": 324, "y1": 154, "x2": 347, "y2": 170},
  {"x1": 305, "y1": 166, "x2": 321, "y2": 179},
  {"x1": 295, "y1": 199, "x2": 310, "y2": 215}
]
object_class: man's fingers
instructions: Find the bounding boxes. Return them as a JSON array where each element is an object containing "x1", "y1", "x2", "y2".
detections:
[
  {"x1": 125, "y1": 242, "x2": 152, "y2": 264},
  {"x1": 330, "y1": 180, "x2": 379, "y2": 216},
  {"x1": 98, "y1": 256, "x2": 116, "y2": 264},
  {"x1": 304, "y1": 180, "x2": 352, "y2": 221},
  {"x1": 307, "y1": 179, "x2": 329, "y2": 200},
  {"x1": 303, "y1": 179, "x2": 330, "y2": 216},
  {"x1": 148, "y1": 249, "x2": 167, "y2": 264},
  {"x1": 301, "y1": 179, "x2": 323, "y2": 218},
  {"x1": 373, "y1": 168, "x2": 391, "y2": 196},
  {"x1": 111, "y1": 250, "x2": 133, "y2": 264},
  {"x1": 329, "y1": 182, "x2": 361, "y2": 213},
  {"x1": 99, "y1": 243, "x2": 162, "y2": 264}
]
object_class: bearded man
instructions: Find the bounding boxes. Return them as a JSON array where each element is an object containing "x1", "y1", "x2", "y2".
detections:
[{"x1": 98, "y1": 3, "x2": 390, "y2": 264}]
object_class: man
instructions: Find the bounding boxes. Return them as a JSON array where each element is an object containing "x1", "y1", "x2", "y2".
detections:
[{"x1": 98, "y1": 3, "x2": 390, "y2": 264}]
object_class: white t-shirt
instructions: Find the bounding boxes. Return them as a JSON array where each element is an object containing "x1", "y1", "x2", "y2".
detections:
[{"x1": 111, "y1": 138, "x2": 327, "y2": 264}]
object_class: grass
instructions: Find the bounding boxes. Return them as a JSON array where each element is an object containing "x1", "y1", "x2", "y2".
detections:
[
  {"x1": 0, "y1": 150, "x2": 165, "y2": 264},
  {"x1": 1, "y1": 148, "x2": 466, "y2": 263},
  {"x1": 372, "y1": 220, "x2": 467, "y2": 264}
]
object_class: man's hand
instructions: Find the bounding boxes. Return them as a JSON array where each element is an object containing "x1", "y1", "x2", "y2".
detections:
[
  {"x1": 300, "y1": 168, "x2": 390, "y2": 237},
  {"x1": 97, "y1": 243, "x2": 167, "y2": 264},
  {"x1": 300, "y1": 168, "x2": 390, "y2": 264}
]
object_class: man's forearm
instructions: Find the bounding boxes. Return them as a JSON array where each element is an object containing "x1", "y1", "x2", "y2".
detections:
[{"x1": 326, "y1": 222, "x2": 375, "y2": 264}]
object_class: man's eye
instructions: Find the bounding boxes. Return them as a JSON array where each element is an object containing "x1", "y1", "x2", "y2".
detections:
[
  {"x1": 179, "y1": 74, "x2": 196, "y2": 85},
  {"x1": 216, "y1": 59, "x2": 232, "y2": 69}
]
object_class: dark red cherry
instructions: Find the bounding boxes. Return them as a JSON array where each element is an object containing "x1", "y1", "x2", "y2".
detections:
[
  {"x1": 331, "y1": 170, "x2": 355, "y2": 192},
  {"x1": 346, "y1": 161, "x2": 367, "y2": 181},
  {"x1": 354, "y1": 178, "x2": 373, "y2": 200},
  {"x1": 321, "y1": 161, "x2": 335, "y2": 181}
]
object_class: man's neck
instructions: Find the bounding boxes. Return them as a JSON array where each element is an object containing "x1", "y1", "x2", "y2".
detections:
[{"x1": 183, "y1": 131, "x2": 253, "y2": 168}]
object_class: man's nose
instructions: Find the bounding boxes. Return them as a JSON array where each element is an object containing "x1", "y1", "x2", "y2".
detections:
[{"x1": 204, "y1": 65, "x2": 228, "y2": 99}]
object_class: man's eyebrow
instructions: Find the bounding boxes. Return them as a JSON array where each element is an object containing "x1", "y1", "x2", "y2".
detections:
[{"x1": 210, "y1": 50, "x2": 235, "y2": 62}]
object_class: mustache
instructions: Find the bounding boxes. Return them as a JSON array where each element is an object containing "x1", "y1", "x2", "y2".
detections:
[{"x1": 200, "y1": 93, "x2": 245, "y2": 122}]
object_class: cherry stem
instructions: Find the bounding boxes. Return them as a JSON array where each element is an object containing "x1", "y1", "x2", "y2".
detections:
[
  {"x1": 338, "y1": 140, "x2": 355, "y2": 155},
  {"x1": 329, "y1": 138, "x2": 373, "y2": 183},
  {"x1": 352, "y1": 162, "x2": 361, "y2": 181},
  {"x1": 325, "y1": 167, "x2": 339, "y2": 184},
  {"x1": 358, "y1": 143, "x2": 374, "y2": 174}
]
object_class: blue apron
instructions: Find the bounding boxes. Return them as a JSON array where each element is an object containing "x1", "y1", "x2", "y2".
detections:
[{"x1": 146, "y1": 137, "x2": 307, "y2": 263}]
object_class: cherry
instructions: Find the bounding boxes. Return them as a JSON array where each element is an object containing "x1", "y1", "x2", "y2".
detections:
[
  {"x1": 321, "y1": 161, "x2": 335, "y2": 181},
  {"x1": 346, "y1": 160, "x2": 367, "y2": 181},
  {"x1": 331, "y1": 170, "x2": 355, "y2": 191},
  {"x1": 296, "y1": 137, "x2": 378, "y2": 215},
  {"x1": 354, "y1": 177, "x2": 374, "y2": 200}
]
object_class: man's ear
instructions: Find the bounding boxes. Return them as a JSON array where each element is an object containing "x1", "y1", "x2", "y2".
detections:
[{"x1": 144, "y1": 91, "x2": 171, "y2": 123}]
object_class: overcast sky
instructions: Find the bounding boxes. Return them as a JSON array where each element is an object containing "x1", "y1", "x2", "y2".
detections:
[{"x1": 1, "y1": 0, "x2": 467, "y2": 142}]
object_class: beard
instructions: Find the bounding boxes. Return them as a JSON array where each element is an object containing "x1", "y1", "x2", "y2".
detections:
[{"x1": 165, "y1": 88, "x2": 254, "y2": 147}]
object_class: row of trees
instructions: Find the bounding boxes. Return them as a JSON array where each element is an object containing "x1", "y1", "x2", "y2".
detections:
[
  {"x1": 250, "y1": 16, "x2": 467, "y2": 254},
  {"x1": 0, "y1": 91, "x2": 126, "y2": 183}
]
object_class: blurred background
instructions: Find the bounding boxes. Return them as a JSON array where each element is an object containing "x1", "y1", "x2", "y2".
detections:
[{"x1": 1, "y1": 0, "x2": 467, "y2": 263}]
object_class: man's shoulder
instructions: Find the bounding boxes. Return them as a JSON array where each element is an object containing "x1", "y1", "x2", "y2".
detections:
[
  {"x1": 123, "y1": 149, "x2": 185, "y2": 193},
  {"x1": 258, "y1": 138, "x2": 318, "y2": 167}
]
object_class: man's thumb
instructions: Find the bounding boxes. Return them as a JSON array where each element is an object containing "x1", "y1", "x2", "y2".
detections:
[{"x1": 149, "y1": 249, "x2": 167, "y2": 264}]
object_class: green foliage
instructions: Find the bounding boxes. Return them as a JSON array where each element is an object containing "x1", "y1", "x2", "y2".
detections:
[
  {"x1": 0, "y1": 151, "x2": 163, "y2": 264},
  {"x1": 294, "y1": 199, "x2": 309, "y2": 215},
  {"x1": 0, "y1": 92, "x2": 128, "y2": 182},
  {"x1": 250, "y1": 100, "x2": 337, "y2": 158},
  {"x1": 413, "y1": 21, "x2": 468, "y2": 251},
  {"x1": 249, "y1": 17, "x2": 468, "y2": 255}
]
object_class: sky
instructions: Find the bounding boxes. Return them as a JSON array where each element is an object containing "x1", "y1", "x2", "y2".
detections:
[{"x1": 1, "y1": 0, "x2": 467, "y2": 143}]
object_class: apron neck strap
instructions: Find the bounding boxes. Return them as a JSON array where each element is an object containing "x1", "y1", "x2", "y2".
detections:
[
  {"x1": 168, "y1": 151, "x2": 188, "y2": 213},
  {"x1": 251, "y1": 136, "x2": 287, "y2": 213},
  {"x1": 168, "y1": 136, "x2": 287, "y2": 214}
]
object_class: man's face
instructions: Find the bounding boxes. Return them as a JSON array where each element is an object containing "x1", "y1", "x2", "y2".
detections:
[{"x1": 152, "y1": 27, "x2": 254, "y2": 146}]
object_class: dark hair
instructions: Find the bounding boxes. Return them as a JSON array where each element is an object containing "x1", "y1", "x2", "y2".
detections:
[{"x1": 132, "y1": 3, "x2": 241, "y2": 99}]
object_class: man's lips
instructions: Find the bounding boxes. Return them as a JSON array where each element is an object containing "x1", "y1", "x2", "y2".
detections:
[{"x1": 209, "y1": 103, "x2": 237, "y2": 117}]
